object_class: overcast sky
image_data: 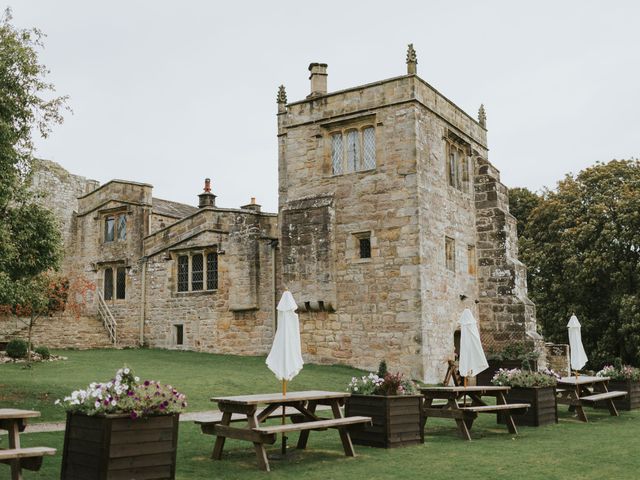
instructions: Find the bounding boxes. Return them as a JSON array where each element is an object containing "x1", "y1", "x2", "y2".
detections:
[{"x1": 12, "y1": 1, "x2": 640, "y2": 213}]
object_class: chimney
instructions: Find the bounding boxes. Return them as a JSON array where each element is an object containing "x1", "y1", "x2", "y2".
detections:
[
  {"x1": 198, "y1": 178, "x2": 216, "y2": 208},
  {"x1": 241, "y1": 196, "x2": 261, "y2": 212},
  {"x1": 307, "y1": 63, "x2": 328, "y2": 98}
]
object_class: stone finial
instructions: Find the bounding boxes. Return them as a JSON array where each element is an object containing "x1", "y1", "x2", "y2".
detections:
[
  {"x1": 406, "y1": 43, "x2": 417, "y2": 75},
  {"x1": 478, "y1": 104, "x2": 487, "y2": 128},
  {"x1": 277, "y1": 85, "x2": 287, "y2": 113}
]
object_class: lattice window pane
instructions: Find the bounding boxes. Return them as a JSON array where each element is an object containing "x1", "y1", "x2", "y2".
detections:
[
  {"x1": 331, "y1": 133, "x2": 343, "y2": 175},
  {"x1": 359, "y1": 237, "x2": 371, "y2": 259},
  {"x1": 104, "y1": 217, "x2": 115, "y2": 242},
  {"x1": 191, "y1": 254, "x2": 203, "y2": 291},
  {"x1": 116, "y1": 267, "x2": 126, "y2": 299},
  {"x1": 104, "y1": 268, "x2": 113, "y2": 300},
  {"x1": 177, "y1": 255, "x2": 189, "y2": 292},
  {"x1": 448, "y1": 152, "x2": 457, "y2": 187},
  {"x1": 117, "y1": 214, "x2": 127, "y2": 240},
  {"x1": 363, "y1": 127, "x2": 376, "y2": 170},
  {"x1": 207, "y1": 252, "x2": 218, "y2": 290},
  {"x1": 346, "y1": 130, "x2": 359, "y2": 172}
]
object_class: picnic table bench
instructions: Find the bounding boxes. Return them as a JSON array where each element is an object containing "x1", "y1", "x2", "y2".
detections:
[
  {"x1": 0, "y1": 409, "x2": 56, "y2": 480},
  {"x1": 421, "y1": 386, "x2": 530, "y2": 440},
  {"x1": 205, "y1": 390, "x2": 371, "y2": 471},
  {"x1": 556, "y1": 376, "x2": 627, "y2": 422}
]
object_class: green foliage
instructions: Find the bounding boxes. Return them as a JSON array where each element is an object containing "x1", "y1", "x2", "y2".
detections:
[
  {"x1": 0, "y1": 8, "x2": 66, "y2": 306},
  {"x1": 348, "y1": 371, "x2": 417, "y2": 396},
  {"x1": 508, "y1": 187, "x2": 541, "y2": 238},
  {"x1": 486, "y1": 343, "x2": 539, "y2": 365},
  {"x1": 376, "y1": 359, "x2": 388, "y2": 377},
  {"x1": 491, "y1": 368, "x2": 560, "y2": 388},
  {"x1": 514, "y1": 159, "x2": 640, "y2": 367},
  {"x1": 34, "y1": 345, "x2": 50, "y2": 359},
  {"x1": 6, "y1": 338, "x2": 28, "y2": 358},
  {"x1": 597, "y1": 364, "x2": 640, "y2": 381}
]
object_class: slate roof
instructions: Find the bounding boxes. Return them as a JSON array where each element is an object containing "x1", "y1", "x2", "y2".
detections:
[{"x1": 152, "y1": 197, "x2": 199, "y2": 219}]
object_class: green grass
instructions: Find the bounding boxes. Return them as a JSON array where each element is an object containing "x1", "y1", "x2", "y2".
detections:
[
  {"x1": 2, "y1": 350, "x2": 640, "y2": 479},
  {"x1": 0, "y1": 348, "x2": 363, "y2": 423}
]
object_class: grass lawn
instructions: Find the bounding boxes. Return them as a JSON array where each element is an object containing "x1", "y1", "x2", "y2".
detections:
[
  {"x1": 0, "y1": 348, "x2": 363, "y2": 423},
  {"x1": 2, "y1": 349, "x2": 640, "y2": 479}
]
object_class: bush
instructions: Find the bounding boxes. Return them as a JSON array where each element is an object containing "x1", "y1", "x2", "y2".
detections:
[
  {"x1": 491, "y1": 368, "x2": 560, "y2": 388},
  {"x1": 6, "y1": 339, "x2": 28, "y2": 359},
  {"x1": 35, "y1": 346, "x2": 51, "y2": 359}
]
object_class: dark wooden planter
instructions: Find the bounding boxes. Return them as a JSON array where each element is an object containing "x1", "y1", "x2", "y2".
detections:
[
  {"x1": 595, "y1": 379, "x2": 640, "y2": 411},
  {"x1": 476, "y1": 360, "x2": 538, "y2": 386},
  {"x1": 60, "y1": 412, "x2": 179, "y2": 480},
  {"x1": 497, "y1": 386, "x2": 557, "y2": 427},
  {"x1": 345, "y1": 394, "x2": 423, "y2": 448}
]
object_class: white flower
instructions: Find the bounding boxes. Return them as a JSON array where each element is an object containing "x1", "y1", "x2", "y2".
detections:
[
  {"x1": 124, "y1": 368, "x2": 130, "y2": 374},
  {"x1": 115, "y1": 375, "x2": 122, "y2": 382},
  {"x1": 95, "y1": 401, "x2": 100, "y2": 408},
  {"x1": 134, "y1": 376, "x2": 140, "y2": 382},
  {"x1": 54, "y1": 399, "x2": 60, "y2": 405},
  {"x1": 111, "y1": 400, "x2": 117, "y2": 406}
]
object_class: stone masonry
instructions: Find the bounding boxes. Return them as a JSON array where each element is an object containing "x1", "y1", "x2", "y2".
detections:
[{"x1": 1, "y1": 45, "x2": 541, "y2": 383}]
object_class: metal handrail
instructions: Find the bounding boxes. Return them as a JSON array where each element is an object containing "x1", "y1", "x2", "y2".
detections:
[{"x1": 96, "y1": 290, "x2": 117, "y2": 345}]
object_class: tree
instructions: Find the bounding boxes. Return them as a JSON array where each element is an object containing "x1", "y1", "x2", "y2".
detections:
[
  {"x1": 0, "y1": 8, "x2": 68, "y2": 341},
  {"x1": 516, "y1": 160, "x2": 640, "y2": 367},
  {"x1": 508, "y1": 187, "x2": 541, "y2": 239}
]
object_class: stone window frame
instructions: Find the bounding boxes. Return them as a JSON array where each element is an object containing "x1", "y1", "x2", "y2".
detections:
[
  {"x1": 445, "y1": 133, "x2": 472, "y2": 194},
  {"x1": 445, "y1": 236, "x2": 456, "y2": 272},
  {"x1": 173, "y1": 248, "x2": 219, "y2": 295},
  {"x1": 102, "y1": 263, "x2": 127, "y2": 301},
  {"x1": 172, "y1": 323, "x2": 186, "y2": 348},
  {"x1": 350, "y1": 231, "x2": 374, "y2": 263},
  {"x1": 102, "y1": 209, "x2": 128, "y2": 243},
  {"x1": 328, "y1": 124, "x2": 377, "y2": 176}
]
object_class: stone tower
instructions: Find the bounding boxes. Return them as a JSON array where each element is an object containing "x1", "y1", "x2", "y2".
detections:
[{"x1": 277, "y1": 46, "x2": 540, "y2": 382}]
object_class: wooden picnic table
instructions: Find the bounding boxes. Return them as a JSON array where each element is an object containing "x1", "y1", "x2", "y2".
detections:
[
  {"x1": 0, "y1": 409, "x2": 56, "y2": 480},
  {"x1": 556, "y1": 376, "x2": 627, "y2": 422},
  {"x1": 207, "y1": 390, "x2": 371, "y2": 471},
  {"x1": 420, "y1": 386, "x2": 530, "y2": 440}
]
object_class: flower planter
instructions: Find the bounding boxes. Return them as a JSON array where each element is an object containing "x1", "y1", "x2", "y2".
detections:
[
  {"x1": 497, "y1": 386, "x2": 557, "y2": 427},
  {"x1": 60, "y1": 412, "x2": 180, "y2": 480},
  {"x1": 476, "y1": 360, "x2": 538, "y2": 386},
  {"x1": 595, "y1": 380, "x2": 640, "y2": 411},
  {"x1": 345, "y1": 394, "x2": 423, "y2": 448}
]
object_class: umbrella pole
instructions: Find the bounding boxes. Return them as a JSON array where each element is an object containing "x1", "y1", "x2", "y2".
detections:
[
  {"x1": 281, "y1": 379, "x2": 287, "y2": 456},
  {"x1": 463, "y1": 376, "x2": 468, "y2": 407}
]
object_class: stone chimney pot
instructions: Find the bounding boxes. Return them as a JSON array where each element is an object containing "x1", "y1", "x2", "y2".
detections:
[{"x1": 307, "y1": 63, "x2": 328, "y2": 98}]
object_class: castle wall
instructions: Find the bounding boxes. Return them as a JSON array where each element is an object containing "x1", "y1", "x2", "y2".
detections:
[{"x1": 142, "y1": 208, "x2": 278, "y2": 355}]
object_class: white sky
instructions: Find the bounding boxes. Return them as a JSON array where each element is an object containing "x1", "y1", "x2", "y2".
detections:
[{"x1": 12, "y1": 1, "x2": 640, "y2": 213}]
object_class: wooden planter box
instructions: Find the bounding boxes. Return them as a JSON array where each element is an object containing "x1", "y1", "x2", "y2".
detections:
[
  {"x1": 345, "y1": 394, "x2": 423, "y2": 448},
  {"x1": 61, "y1": 412, "x2": 179, "y2": 480},
  {"x1": 497, "y1": 386, "x2": 557, "y2": 427},
  {"x1": 476, "y1": 360, "x2": 538, "y2": 386},
  {"x1": 595, "y1": 379, "x2": 640, "y2": 411}
]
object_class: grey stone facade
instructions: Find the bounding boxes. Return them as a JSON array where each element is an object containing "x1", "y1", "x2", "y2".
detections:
[{"x1": 1, "y1": 48, "x2": 541, "y2": 382}]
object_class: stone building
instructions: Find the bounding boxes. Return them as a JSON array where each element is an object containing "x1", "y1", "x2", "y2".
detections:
[{"x1": 1, "y1": 46, "x2": 541, "y2": 382}]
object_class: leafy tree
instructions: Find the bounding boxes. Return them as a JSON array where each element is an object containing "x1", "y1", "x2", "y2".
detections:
[
  {"x1": 0, "y1": 8, "x2": 68, "y2": 344},
  {"x1": 508, "y1": 187, "x2": 541, "y2": 238},
  {"x1": 516, "y1": 160, "x2": 640, "y2": 367}
]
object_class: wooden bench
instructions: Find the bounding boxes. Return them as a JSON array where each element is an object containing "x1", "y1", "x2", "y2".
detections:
[
  {"x1": 459, "y1": 403, "x2": 530, "y2": 414},
  {"x1": 253, "y1": 416, "x2": 372, "y2": 435},
  {"x1": 0, "y1": 447, "x2": 56, "y2": 476},
  {"x1": 580, "y1": 391, "x2": 627, "y2": 403}
]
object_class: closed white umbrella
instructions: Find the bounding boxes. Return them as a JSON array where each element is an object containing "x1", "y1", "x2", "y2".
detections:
[
  {"x1": 266, "y1": 290, "x2": 304, "y2": 455},
  {"x1": 458, "y1": 309, "x2": 489, "y2": 384},
  {"x1": 266, "y1": 291, "x2": 304, "y2": 383},
  {"x1": 567, "y1": 314, "x2": 588, "y2": 372}
]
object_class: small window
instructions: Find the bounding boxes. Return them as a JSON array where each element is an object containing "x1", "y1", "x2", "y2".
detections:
[
  {"x1": 191, "y1": 254, "x2": 204, "y2": 291},
  {"x1": 445, "y1": 237, "x2": 456, "y2": 272},
  {"x1": 331, "y1": 133, "x2": 343, "y2": 175},
  {"x1": 346, "y1": 130, "x2": 359, "y2": 172},
  {"x1": 104, "y1": 268, "x2": 113, "y2": 300},
  {"x1": 359, "y1": 237, "x2": 371, "y2": 259},
  {"x1": 174, "y1": 324, "x2": 184, "y2": 346},
  {"x1": 448, "y1": 150, "x2": 458, "y2": 188},
  {"x1": 116, "y1": 267, "x2": 126, "y2": 299},
  {"x1": 117, "y1": 214, "x2": 127, "y2": 240},
  {"x1": 207, "y1": 252, "x2": 218, "y2": 290},
  {"x1": 467, "y1": 245, "x2": 476, "y2": 275},
  {"x1": 177, "y1": 255, "x2": 189, "y2": 292},
  {"x1": 104, "y1": 216, "x2": 115, "y2": 242}
]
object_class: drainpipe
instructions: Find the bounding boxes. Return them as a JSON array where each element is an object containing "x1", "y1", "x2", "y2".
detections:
[
  {"x1": 139, "y1": 256, "x2": 147, "y2": 346},
  {"x1": 270, "y1": 239, "x2": 278, "y2": 330}
]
